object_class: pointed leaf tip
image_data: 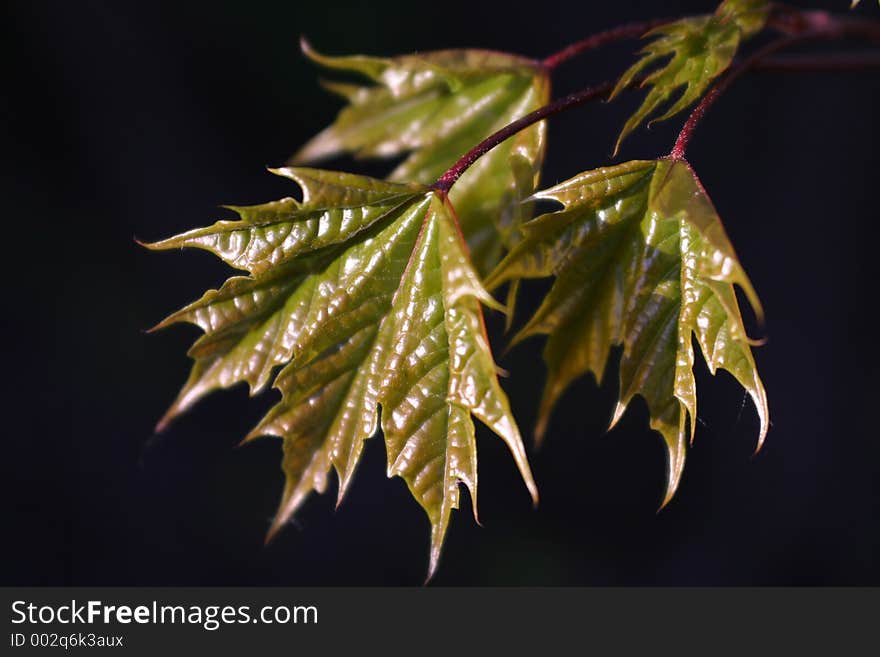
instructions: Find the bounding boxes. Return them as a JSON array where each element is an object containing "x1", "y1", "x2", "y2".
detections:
[
  {"x1": 426, "y1": 547, "x2": 442, "y2": 584},
  {"x1": 298, "y1": 37, "x2": 331, "y2": 68},
  {"x1": 154, "y1": 403, "x2": 180, "y2": 434},
  {"x1": 529, "y1": 482, "x2": 540, "y2": 509},
  {"x1": 264, "y1": 516, "x2": 284, "y2": 546},
  {"x1": 659, "y1": 430, "x2": 687, "y2": 511},
  {"x1": 136, "y1": 236, "x2": 176, "y2": 252},
  {"x1": 609, "y1": 401, "x2": 628, "y2": 432},
  {"x1": 751, "y1": 384, "x2": 770, "y2": 455},
  {"x1": 299, "y1": 35, "x2": 311, "y2": 56}
]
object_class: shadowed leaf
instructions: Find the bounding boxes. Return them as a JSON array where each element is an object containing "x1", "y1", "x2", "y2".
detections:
[
  {"x1": 487, "y1": 158, "x2": 768, "y2": 506},
  {"x1": 292, "y1": 42, "x2": 550, "y2": 276}
]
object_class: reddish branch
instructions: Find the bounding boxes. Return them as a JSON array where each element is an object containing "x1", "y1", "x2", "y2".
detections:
[
  {"x1": 668, "y1": 35, "x2": 801, "y2": 160},
  {"x1": 432, "y1": 82, "x2": 614, "y2": 193},
  {"x1": 671, "y1": 9, "x2": 880, "y2": 159},
  {"x1": 753, "y1": 51, "x2": 880, "y2": 72},
  {"x1": 542, "y1": 19, "x2": 671, "y2": 70},
  {"x1": 542, "y1": 5, "x2": 880, "y2": 72},
  {"x1": 433, "y1": 6, "x2": 880, "y2": 193},
  {"x1": 769, "y1": 6, "x2": 880, "y2": 41}
]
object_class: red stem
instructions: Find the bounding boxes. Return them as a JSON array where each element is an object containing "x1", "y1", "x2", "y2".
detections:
[
  {"x1": 432, "y1": 81, "x2": 614, "y2": 193},
  {"x1": 769, "y1": 6, "x2": 880, "y2": 41},
  {"x1": 753, "y1": 51, "x2": 880, "y2": 72},
  {"x1": 671, "y1": 10, "x2": 880, "y2": 160},
  {"x1": 540, "y1": 3, "x2": 880, "y2": 73},
  {"x1": 542, "y1": 19, "x2": 671, "y2": 70},
  {"x1": 669, "y1": 36, "x2": 802, "y2": 160},
  {"x1": 435, "y1": 7, "x2": 880, "y2": 192}
]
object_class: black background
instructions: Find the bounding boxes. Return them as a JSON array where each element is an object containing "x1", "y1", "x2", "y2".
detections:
[{"x1": 3, "y1": 0, "x2": 878, "y2": 585}]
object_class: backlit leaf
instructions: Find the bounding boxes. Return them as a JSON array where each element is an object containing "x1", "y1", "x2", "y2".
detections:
[
  {"x1": 145, "y1": 168, "x2": 537, "y2": 578},
  {"x1": 292, "y1": 42, "x2": 550, "y2": 276},
  {"x1": 610, "y1": 0, "x2": 769, "y2": 152},
  {"x1": 487, "y1": 158, "x2": 768, "y2": 506}
]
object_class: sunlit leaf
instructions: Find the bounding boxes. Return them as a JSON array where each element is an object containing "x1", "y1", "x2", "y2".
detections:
[
  {"x1": 292, "y1": 42, "x2": 550, "y2": 275},
  {"x1": 144, "y1": 168, "x2": 537, "y2": 578},
  {"x1": 487, "y1": 158, "x2": 768, "y2": 506},
  {"x1": 610, "y1": 0, "x2": 769, "y2": 152}
]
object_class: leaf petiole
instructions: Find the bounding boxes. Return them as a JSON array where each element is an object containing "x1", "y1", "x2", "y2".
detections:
[{"x1": 432, "y1": 82, "x2": 615, "y2": 193}]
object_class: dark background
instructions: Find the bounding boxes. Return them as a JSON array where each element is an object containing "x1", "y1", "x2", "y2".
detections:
[{"x1": 3, "y1": 0, "x2": 878, "y2": 586}]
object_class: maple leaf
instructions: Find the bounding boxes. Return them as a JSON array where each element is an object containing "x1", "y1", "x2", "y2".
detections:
[
  {"x1": 144, "y1": 168, "x2": 537, "y2": 578},
  {"x1": 610, "y1": 0, "x2": 769, "y2": 152},
  {"x1": 291, "y1": 41, "x2": 551, "y2": 276},
  {"x1": 486, "y1": 159, "x2": 768, "y2": 506}
]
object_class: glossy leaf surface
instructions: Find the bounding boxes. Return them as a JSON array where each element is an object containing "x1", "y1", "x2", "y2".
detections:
[
  {"x1": 145, "y1": 169, "x2": 537, "y2": 578},
  {"x1": 487, "y1": 159, "x2": 768, "y2": 505},
  {"x1": 292, "y1": 42, "x2": 550, "y2": 276},
  {"x1": 610, "y1": 0, "x2": 769, "y2": 151}
]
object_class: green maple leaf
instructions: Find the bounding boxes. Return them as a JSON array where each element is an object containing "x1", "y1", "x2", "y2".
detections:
[
  {"x1": 486, "y1": 159, "x2": 768, "y2": 506},
  {"x1": 144, "y1": 168, "x2": 538, "y2": 578},
  {"x1": 610, "y1": 0, "x2": 769, "y2": 152},
  {"x1": 291, "y1": 41, "x2": 550, "y2": 277}
]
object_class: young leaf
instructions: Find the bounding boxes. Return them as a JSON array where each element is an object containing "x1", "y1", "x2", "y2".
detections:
[
  {"x1": 144, "y1": 168, "x2": 537, "y2": 578},
  {"x1": 292, "y1": 42, "x2": 550, "y2": 275},
  {"x1": 487, "y1": 159, "x2": 768, "y2": 506},
  {"x1": 610, "y1": 0, "x2": 769, "y2": 152}
]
